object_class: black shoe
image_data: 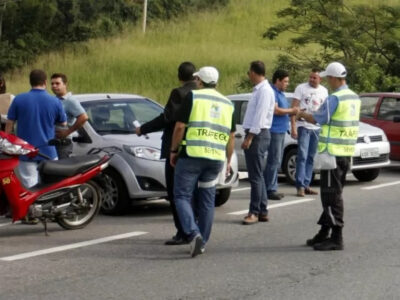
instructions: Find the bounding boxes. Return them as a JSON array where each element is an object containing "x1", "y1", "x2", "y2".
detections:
[
  {"x1": 190, "y1": 234, "x2": 203, "y2": 258},
  {"x1": 268, "y1": 192, "x2": 283, "y2": 201},
  {"x1": 313, "y1": 238, "x2": 344, "y2": 251},
  {"x1": 164, "y1": 235, "x2": 189, "y2": 246},
  {"x1": 306, "y1": 234, "x2": 329, "y2": 246}
]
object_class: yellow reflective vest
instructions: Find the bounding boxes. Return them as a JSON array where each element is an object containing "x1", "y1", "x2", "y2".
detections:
[
  {"x1": 181, "y1": 89, "x2": 234, "y2": 161},
  {"x1": 318, "y1": 88, "x2": 361, "y2": 157}
]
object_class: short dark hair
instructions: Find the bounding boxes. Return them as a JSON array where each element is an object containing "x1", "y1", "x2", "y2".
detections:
[
  {"x1": 29, "y1": 69, "x2": 47, "y2": 87},
  {"x1": 202, "y1": 82, "x2": 217, "y2": 88},
  {"x1": 51, "y1": 73, "x2": 68, "y2": 84},
  {"x1": 178, "y1": 62, "x2": 196, "y2": 82},
  {"x1": 250, "y1": 61, "x2": 266, "y2": 76},
  {"x1": 272, "y1": 69, "x2": 289, "y2": 84},
  {"x1": 311, "y1": 67, "x2": 322, "y2": 73},
  {"x1": 0, "y1": 74, "x2": 6, "y2": 94}
]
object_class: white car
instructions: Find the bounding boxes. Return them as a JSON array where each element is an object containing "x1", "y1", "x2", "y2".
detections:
[
  {"x1": 228, "y1": 93, "x2": 391, "y2": 183},
  {"x1": 70, "y1": 93, "x2": 239, "y2": 214}
]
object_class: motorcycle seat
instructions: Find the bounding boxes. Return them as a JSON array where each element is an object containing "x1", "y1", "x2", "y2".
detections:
[{"x1": 38, "y1": 154, "x2": 103, "y2": 177}]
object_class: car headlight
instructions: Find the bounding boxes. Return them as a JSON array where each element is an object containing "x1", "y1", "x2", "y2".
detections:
[
  {"x1": 123, "y1": 145, "x2": 161, "y2": 161},
  {"x1": 382, "y1": 133, "x2": 388, "y2": 142},
  {"x1": 0, "y1": 138, "x2": 32, "y2": 155}
]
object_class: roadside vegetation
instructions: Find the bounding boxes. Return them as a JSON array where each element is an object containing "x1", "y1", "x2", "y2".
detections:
[{"x1": 5, "y1": 0, "x2": 400, "y2": 103}]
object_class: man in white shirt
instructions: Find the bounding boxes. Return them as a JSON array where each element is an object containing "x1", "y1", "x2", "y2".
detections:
[
  {"x1": 241, "y1": 61, "x2": 275, "y2": 225},
  {"x1": 291, "y1": 69, "x2": 328, "y2": 196}
]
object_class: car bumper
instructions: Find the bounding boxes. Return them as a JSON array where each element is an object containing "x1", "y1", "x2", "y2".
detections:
[{"x1": 351, "y1": 141, "x2": 391, "y2": 170}]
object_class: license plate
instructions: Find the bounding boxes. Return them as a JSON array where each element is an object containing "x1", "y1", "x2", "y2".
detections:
[{"x1": 360, "y1": 148, "x2": 380, "y2": 159}]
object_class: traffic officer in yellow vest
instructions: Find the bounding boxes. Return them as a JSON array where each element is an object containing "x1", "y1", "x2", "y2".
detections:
[
  {"x1": 170, "y1": 66, "x2": 236, "y2": 257},
  {"x1": 297, "y1": 62, "x2": 360, "y2": 251}
]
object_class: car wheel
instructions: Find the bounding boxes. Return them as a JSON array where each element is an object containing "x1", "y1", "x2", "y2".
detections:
[
  {"x1": 283, "y1": 148, "x2": 297, "y2": 185},
  {"x1": 215, "y1": 188, "x2": 231, "y2": 207},
  {"x1": 352, "y1": 168, "x2": 380, "y2": 182},
  {"x1": 100, "y1": 168, "x2": 130, "y2": 215}
]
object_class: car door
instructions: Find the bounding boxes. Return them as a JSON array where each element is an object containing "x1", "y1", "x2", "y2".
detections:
[
  {"x1": 374, "y1": 96, "x2": 400, "y2": 160},
  {"x1": 232, "y1": 100, "x2": 248, "y2": 171}
]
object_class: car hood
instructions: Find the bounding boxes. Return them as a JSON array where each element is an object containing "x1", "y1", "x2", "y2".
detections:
[
  {"x1": 358, "y1": 121, "x2": 384, "y2": 136},
  {"x1": 99, "y1": 131, "x2": 163, "y2": 148}
]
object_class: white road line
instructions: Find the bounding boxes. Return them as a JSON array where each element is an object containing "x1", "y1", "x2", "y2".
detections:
[
  {"x1": 361, "y1": 180, "x2": 400, "y2": 190},
  {"x1": 0, "y1": 231, "x2": 148, "y2": 262},
  {"x1": 227, "y1": 198, "x2": 315, "y2": 215},
  {"x1": 232, "y1": 187, "x2": 251, "y2": 193}
]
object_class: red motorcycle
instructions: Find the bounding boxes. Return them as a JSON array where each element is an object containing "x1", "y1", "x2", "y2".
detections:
[{"x1": 0, "y1": 131, "x2": 110, "y2": 233}]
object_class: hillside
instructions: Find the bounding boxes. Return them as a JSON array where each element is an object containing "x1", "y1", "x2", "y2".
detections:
[{"x1": 6, "y1": 0, "x2": 400, "y2": 103}]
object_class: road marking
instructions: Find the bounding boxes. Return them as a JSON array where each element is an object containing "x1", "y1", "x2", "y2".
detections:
[
  {"x1": 227, "y1": 198, "x2": 315, "y2": 215},
  {"x1": 0, "y1": 221, "x2": 21, "y2": 227},
  {"x1": 232, "y1": 187, "x2": 251, "y2": 192},
  {"x1": 361, "y1": 180, "x2": 400, "y2": 190},
  {"x1": 0, "y1": 231, "x2": 148, "y2": 262}
]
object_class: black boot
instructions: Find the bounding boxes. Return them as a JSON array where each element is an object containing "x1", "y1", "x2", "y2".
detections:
[
  {"x1": 306, "y1": 226, "x2": 330, "y2": 246},
  {"x1": 313, "y1": 226, "x2": 344, "y2": 251}
]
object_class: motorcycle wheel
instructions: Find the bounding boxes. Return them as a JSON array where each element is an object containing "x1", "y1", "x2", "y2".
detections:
[{"x1": 56, "y1": 180, "x2": 101, "y2": 230}]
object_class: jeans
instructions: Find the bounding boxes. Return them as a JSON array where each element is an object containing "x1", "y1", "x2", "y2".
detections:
[
  {"x1": 16, "y1": 161, "x2": 40, "y2": 188},
  {"x1": 264, "y1": 132, "x2": 285, "y2": 195},
  {"x1": 295, "y1": 127, "x2": 319, "y2": 189},
  {"x1": 318, "y1": 157, "x2": 350, "y2": 228},
  {"x1": 174, "y1": 158, "x2": 223, "y2": 244},
  {"x1": 165, "y1": 158, "x2": 186, "y2": 240},
  {"x1": 244, "y1": 129, "x2": 270, "y2": 215}
]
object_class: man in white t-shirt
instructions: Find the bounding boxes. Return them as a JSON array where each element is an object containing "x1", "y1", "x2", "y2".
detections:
[{"x1": 291, "y1": 69, "x2": 328, "y2": 197}]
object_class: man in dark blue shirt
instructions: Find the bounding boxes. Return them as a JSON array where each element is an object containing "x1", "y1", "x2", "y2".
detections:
[
  {"x1": 6, "y1": 69, "x2": 67, "y2": 188},
  {"x1": 264, "y1": 70, "x2": 299, "y2": 200}
]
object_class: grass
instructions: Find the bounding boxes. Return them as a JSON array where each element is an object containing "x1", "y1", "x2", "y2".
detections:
[{"x1": 5, "y1": 0, "x2": 400, "y2": 104}]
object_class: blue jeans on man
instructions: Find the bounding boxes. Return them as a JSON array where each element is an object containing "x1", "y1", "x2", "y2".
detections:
[
  {"x1": 295, "y1": 127, "x2": 319, "y2": 189},
  {"x1": 174, "y1": 157, "x2": 223, "y2": 245},
  {"x1": 264, "y1": 132, "x2": 285, "y2": 197},
  {"x1": 244, "y1": 129, "x2": 270, "y2": 215}
]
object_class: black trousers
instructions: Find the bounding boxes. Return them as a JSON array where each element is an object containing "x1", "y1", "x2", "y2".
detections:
[
  {"x1": 165, "y1": 158, "x2": 186, "y2": 239},
  {"x1": 318, "y1": 157, "x2": 350, "y2": 228}
]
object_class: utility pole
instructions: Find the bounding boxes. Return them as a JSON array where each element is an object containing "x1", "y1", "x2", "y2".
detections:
[{"x1": 142, "y1": 0, "x2": 147, "y2": 33}]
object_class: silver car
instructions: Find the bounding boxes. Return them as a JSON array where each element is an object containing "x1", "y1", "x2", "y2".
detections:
[
  {"x1": 228, "y1": 93, "x2": 391, "y2": 184},
  {"x1": 71, "y1": 94, "x2": 239, "y2": 214}
]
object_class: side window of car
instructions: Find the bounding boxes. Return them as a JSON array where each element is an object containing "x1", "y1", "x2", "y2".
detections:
[
  {"x1": 360, "y1": 96, "x2": 380, "y2": 118},
  {"x1": 239, "y1": 101, "x2": 248, "y2": 125},
  {"x1": 377, "y1": 97, "x2": 400, "y2": 121}
]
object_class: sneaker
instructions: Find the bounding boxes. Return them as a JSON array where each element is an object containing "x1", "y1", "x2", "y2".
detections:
[
  {"x1": 258, "y1": 214, "x2": 269, "y2": 222},
  {"x1": 164, "y1": 235, "x2": 189, "y2": 246},
  {"x1": 268, "y1": 192, "x2": 283, "y2": 201},
  {"x1": 313, "y1": 238, "x2": 344, "y2": 251},
  {"x1": 306, "y1": 234, "x2": 329, "y2": 247},
  {"x1": 305, "y1": 187, "x2": 318, "y2": 195},
  {"x1": 297, "y1": 188, "x2": 305, "y2": 197},
  {"x1": 242, "y1": 213, "x2": 258, "y2": 225},
  {"x1": 190, "y1": 234, "x2": 203, "y2": 258},
  {"x1": 21, "y1": 216, "x2": 39, "y2": 225}
]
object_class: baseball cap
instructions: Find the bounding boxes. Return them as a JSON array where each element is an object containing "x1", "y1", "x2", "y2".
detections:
[
  {"x1": 193, "y1": 66, "x2": 219, "y2": 84},
  {"x1": 320, "y1": 62, "x2": 347, "y2": 78}
]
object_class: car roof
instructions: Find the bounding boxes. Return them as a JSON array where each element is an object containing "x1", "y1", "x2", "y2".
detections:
[
  {"x1": 360, "y1": 92, "x2": 400, "y2": 97},
  {"x1": 227, "y1": 92, "x2": 294, "y2": 100},
  {"x1": 72, "y1": 93, "x2": 147, "y2": 102}
]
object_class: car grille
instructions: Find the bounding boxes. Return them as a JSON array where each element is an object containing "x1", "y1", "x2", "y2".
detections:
[
  {"x1": 353, "y1": 154, "x2": 389, "y2": 166},
  {"x1": 357, "y1": 135, "x2": 383, "y2": 143}
]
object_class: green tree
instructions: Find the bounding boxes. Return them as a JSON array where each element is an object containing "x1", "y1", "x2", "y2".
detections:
[{"x1": 264, "y1": 0, "x2": 400, "y2": 92}]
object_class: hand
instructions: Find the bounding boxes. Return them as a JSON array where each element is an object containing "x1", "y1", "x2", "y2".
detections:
[
  {"x1": 135, "y1": 127, "x2": 141, "y2": 136},
  {"x1": 296, "y1": 110, "x2": 304, "y2": 121},
  {"x1": 291, "y1": 107, "x2": 300, "y2": 115},
  {"x1": 56, "y1": 129, "x2": 70, "y2": 139},
  {"x1": 170, "y1": 153, "x2": 178, "y2": 167},
  {"x1": 241, "y1": 137, "x2": 252, "y2": 150},
  {"x1": 226, "y1": 161, "x2": 231, "y2": 177},
  {"x1": 291, "y1": 128, "x2": 298, "y2": 139}
]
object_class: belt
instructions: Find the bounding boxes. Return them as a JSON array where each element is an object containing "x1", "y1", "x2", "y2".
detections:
[{"x1": 244, "y1": 128, "x2": 268, "y2": 134}]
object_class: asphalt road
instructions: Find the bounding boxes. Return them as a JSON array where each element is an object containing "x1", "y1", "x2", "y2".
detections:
[{"x1": 1, "y1": 167, "x2": 400, "y2": 300}]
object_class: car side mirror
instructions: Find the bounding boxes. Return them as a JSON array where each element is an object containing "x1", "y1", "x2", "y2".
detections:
[{"x1": 393, "y1": 116, "x2": 400, "y2": 123}]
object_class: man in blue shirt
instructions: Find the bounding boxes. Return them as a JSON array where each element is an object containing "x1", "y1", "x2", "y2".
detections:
[
  {"x1": 264, "y1": 70, "x2": 299, "y2": 200},
  {"x1": 51, "y1": 73, "x2": 88, "y2": 158},
  {"x1": 6, "y1": 70, "x2": 67, "y2": 188}
]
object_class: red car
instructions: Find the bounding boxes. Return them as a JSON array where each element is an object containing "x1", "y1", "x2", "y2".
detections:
[{"x1": 360, "y1": 93, "x2": 400, "y2": 161}]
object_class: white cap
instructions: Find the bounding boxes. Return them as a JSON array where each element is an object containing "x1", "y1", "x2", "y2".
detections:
[
  {"x1": 320, "y1": 62, "x2": 347, "y2": 78},
  {"x1": 193, "y1": 66, "x2": 219, "y2": 84}
]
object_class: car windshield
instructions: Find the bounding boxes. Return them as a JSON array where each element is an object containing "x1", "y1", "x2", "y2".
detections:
[{"x1": 81, "y1": 98, "x2": 163, "y2": 135}]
